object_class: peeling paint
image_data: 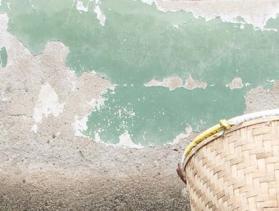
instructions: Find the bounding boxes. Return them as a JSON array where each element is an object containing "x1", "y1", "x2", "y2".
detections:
[
  {"x1": 0, "y1": 13, "x2": 32, "y2": 68},
  {"x1": 94, "y1": 4, "x2": 106, "y2": 26},
  {"x1": 73, "y1": 97, "x2": 106, "y2": 137},
  {"x1": 184, "y1": 75, "x2": 207, "y2": 90},
  {"x1": 153, "y1": 0, "x2": 279, "y2": 30},
  {"x1": 171, "y1": 126, "x2": 192, "y2": 145},
  {"x1": 75, "y1": 0, "x2": 89, "y2": 13},
  {"x1": 2, "y1": 0, "x2": 279, "y2": 145},
  {"x1": 117, "y1": 131, "x2": 143, "y2": 149},
  {"x1": 32, "y1": 83, "x2": 65, "y2": 133},
  {"x1": 145, "y1": 75, "x2": 207, "y2": 91},
  {"x1": 144, "y1": 76, "x2": 183, "y2": 91},
  {"x1": 0, "y1": 46, "x2": 7, "y2": 68},
  {"x1": 0, "y1": 91, "x2": 9, "y2": 102},
  {"x1": 73, "y1": 115, "x2": 88, "y2": 137},
  {"x1": 245, "y1": 82, "x2": 279, "y2": 113},
  {"x1": 74, "y1": 0, "x2": 106, "y2": 26},
  {"x1": 0, "y1": 13, "x2": 112, "y2": 142},
  {"x1": 2, "y1": 1, "x2": 279, "y2": 207},
  {"x1": 88, "y1": 97, "x2": 106, "y2": 111},
  {"x1": 140, "y1": 0, "x2": 154, "y2": 6},
  {"x1": 33, "y1": 83, "x2": 65, "y2": 124},
  {"x1": 31, "y1": 124, "x2": 38, "y2": 133},
  {"x1": 226, "y1": 77, "x2": 244, "y2": 90},
  {"x1": 91, "y1": 131, "x2": 144, "y2": 149}
]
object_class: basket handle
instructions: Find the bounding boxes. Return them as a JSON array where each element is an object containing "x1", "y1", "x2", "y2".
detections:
[
  {"x1": 176, "y1": 163, "x2": 187, "y2": 184},
  {"x1": 181, "y1": 120, "x2": 231, "y2": 168}
]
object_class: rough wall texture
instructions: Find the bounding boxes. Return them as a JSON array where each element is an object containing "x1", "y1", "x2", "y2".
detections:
[
  {"x1": 0, "y1": 10, "x2": 190, "y2": 210},
  {"x1": 1, "y1": 0, "x2": 279, "y2": 210}
]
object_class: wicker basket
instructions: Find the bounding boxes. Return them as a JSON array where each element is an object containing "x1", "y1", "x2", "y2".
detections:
[{"x1": 183, "y1": 116, "x2": 279, "y2": 211}]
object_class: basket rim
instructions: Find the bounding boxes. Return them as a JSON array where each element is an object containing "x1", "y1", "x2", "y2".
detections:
[{"x1": 184, "y1": 115, "x2": 279, "y2": 169}]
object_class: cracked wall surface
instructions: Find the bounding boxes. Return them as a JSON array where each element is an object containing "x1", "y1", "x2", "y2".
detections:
[
  {"x1": 0, "y1": 10, "x2": 189, "y2": 210},
  {"x1": 3, "y1": 0, "x2": 279, "y2": 146},
  {"x1": 1, "y1": 0, "x2": 279, "y2": 210}
]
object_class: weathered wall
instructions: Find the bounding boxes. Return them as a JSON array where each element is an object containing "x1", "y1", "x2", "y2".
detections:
[{"x1": 1, "y1": 0, "x2": 279, "y2": 210}]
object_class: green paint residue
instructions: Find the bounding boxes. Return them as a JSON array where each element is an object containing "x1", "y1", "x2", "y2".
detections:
[
  {"x1": 85, "y1": 85, "x2": 245, "y2": 145},
  {"x1": 0, "y1": 47, "x2": 7, "y2": 68},
  {"x1": 0, "y1": 0, "x2": 10, "y2": 11},
  {"x1": 3, "y1": 0, "x2": 279, "y2": 144}
]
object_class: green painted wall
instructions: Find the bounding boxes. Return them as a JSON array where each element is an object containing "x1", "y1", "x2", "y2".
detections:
[
  {"x1": 1, "y1": 0, "x2": 279, "y2": 145},
  {"x1": 0, "y1": 47, "x2": 7, "y2": 68}
]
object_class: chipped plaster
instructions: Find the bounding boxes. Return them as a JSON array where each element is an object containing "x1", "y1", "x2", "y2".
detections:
[
  {"x1": 226, "y1": 77, "x2": 244, "y2": 90},
  {"x1": 153, "y1": 0, "x2": 279, "y2": 30},
  {"x1": 145, "y1": 75, "x2": 207, "y2": 91},
  {"x1": 0, "y1": 13, "x2": 112, "y2": 141},
  {"x1": 1, "y1": 0, "x2": 279, "y2": 209},
  {"x1": 33, "y1": 83, "x2": 65, "y2": 124},
  {"x1": 94, "y1": 4, "x2": 106, "y2": 26},
  {"x1": 245, "y1": 81, "x2": 279, "y2": 113}
]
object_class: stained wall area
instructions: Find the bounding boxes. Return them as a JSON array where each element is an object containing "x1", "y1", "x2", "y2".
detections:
[{"x1": 0, "y1": 0, "x2": 279, "y2": 210}]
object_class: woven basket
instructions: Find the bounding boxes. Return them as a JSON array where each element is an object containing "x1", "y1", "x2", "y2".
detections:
[{"x1": 184, "y1": 116, "x2": 279, "y2": 211}]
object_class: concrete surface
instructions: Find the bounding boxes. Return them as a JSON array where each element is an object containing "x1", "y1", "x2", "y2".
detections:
[{"x1": 1, "y1": 0, "x2": 279, "y2": 210}]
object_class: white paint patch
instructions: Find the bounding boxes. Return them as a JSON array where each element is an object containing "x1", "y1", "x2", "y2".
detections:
[
  {"x1": 73, "y1": 115, "x2": 88, "y2": 137},
  {"x1": 171, "y1": 126, "x2": 192, "y2": 145},
  {"x1": 145, "y1": 75, "x2": 207, "y2": 91},
  {"x1": 0, "y1": 13, "x2": 8, "y2": 32},
  {"x1": 94, "y1": 132, "x2": 101, "y2": 143},
  {"x1": 91, "y1": 131, "x2": 144, "y2": 149},
  {"x1": 33, "y1": 83, "x2": 65, "y2": 124},
  {"x1": 267, "y1": 79, "x2": 275, "y2": 83},
  {"x1": 72, "y1": 97, "x2": 106, "y2": 137},
  {"x1": 76, "y1": 0, "x2": 89, "y2": 13},
  {"x1": 94, "y1": 5, "x2": 106, "y2": 26},
  {"x1": 118, "y1": 131, "x2": 143, "y2": 149},
  {"x1": 31, "y1": 124, "x2": 38, "y2": 133},
  {"x1": 117, "y1": 107, "x2": 136, "y2": 119},
  {"x1": 141, "y1": 0, "x2": 154, "y2": 5},
  {"x1": 226, "y1": 77, "x2": 244, "y2": 89},
  {"x1": 0, "y1": 91, "x2": 9, "y2": 102},
  {"x1": 153, "y1": 0, "x2": 279, "y2": 30},
  {"x1": 88, "y1": 97, "x2": 105, "y2": 111}
]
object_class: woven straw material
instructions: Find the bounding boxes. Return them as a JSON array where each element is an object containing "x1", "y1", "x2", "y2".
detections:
[{"x1": 184, "y1": 117, "x2": 279, "y2": 211}]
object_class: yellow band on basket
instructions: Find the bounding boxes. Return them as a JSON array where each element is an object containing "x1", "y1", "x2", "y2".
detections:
[{"x1": 183, "y1": 119, "x2": 232, "y2": 159}]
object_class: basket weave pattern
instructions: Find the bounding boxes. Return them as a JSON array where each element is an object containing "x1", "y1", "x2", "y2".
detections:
[{"x1": 185, "y1": 118, "x2": 279, "y2": 211}]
